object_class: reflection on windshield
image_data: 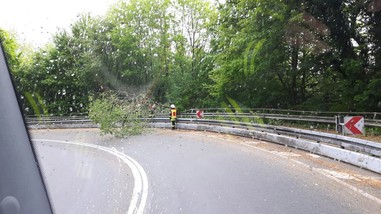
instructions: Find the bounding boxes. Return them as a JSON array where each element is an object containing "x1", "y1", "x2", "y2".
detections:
[{"x1": 1, "y1": 0, "x2": 381, "y2": 213}]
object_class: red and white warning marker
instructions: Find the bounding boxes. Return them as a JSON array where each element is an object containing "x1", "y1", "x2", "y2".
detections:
[
  {"x1": 344, "y1": 116, "x2": 364, "y2": 135},
  {"x1": 196, "y1": 110, "x2": 204, "y2": 119}
]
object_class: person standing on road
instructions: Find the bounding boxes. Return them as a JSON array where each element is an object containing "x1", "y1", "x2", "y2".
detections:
[{"x1": 170, "y1": 104, "x2": 177, "y2": 130}]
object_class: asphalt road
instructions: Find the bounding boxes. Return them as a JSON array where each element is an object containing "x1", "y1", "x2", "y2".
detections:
[
  {"x1": 33, "y1": 139, "x2": 134, "y2": 214},
  {"x1": 31, "y1": 128, "x2": 381, "y2": 214}
]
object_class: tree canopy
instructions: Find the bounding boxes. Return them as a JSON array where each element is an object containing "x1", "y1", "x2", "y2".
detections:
[{"x1": 2, "y1": 0, "x2": 381, "y2": 115}]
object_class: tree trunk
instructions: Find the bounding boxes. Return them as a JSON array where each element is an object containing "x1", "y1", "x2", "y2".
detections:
[{"x1": 290, "y1": 46, "x2": 299, "y2": 105}]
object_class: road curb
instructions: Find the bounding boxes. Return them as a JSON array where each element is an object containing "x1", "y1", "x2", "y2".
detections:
[
  {"x1": 152, "y1": 122, "x2": 381, "y2": 174},
  {"x1": 28, "y1": 122, "x2": 381, "y2": 174}
]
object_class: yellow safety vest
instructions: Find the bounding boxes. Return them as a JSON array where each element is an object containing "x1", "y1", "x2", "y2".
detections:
[{"x1": 170, "y1": 109, "x2": 177, "y2": 121}]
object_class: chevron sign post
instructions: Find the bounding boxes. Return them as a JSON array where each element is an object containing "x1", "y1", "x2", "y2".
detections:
[{"x1": 344, "y1": 116, "x2": 364, "y2": 135}]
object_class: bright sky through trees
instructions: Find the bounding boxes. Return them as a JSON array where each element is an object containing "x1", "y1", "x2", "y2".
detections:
[
  {"x1": 2, "y1": 0, "x2": 380, "y2": 114},
  {"x1": 0, "y1": 0, "x2": 116, "y2": 48}
]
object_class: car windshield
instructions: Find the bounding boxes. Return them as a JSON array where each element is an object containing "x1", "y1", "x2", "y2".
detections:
[{"x1": 1, "y1": 0, "x2": 381, "y2": 213}]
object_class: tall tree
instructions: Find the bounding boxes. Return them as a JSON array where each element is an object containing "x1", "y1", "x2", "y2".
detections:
[{"x1": 0, "y1": 29, "x2": 20, "y2": 73}]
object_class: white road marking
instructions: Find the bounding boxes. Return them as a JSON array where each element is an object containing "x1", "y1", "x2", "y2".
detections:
[
  {"x1": 316, "y1": 169, "x2": 361, "y2": 181},
  {"x1": 307, "y1": 154, "x2": 321, "y2": 159},
  {"x1": 33, "y1": 139, "x2": 148, "y2": 214},
  {"x1": 271, "y1": 151, "x2": 301, "y2": 157}
]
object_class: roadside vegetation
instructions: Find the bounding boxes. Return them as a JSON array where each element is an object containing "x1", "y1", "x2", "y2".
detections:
[
  {"x1": 88, "y1": 92, "x2": 165, "y2": 137},
  {"x1": 1, "y1": 0, "x2": 381, "y2": 136}
]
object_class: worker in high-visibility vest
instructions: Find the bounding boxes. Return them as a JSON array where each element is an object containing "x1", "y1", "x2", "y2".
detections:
[{"x1": 169, "y1": 104, "x2": 177, "y2": 130}]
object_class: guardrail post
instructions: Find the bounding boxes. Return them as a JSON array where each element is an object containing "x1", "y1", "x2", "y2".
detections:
[{"x1": 335, "y1": 116, "x2": 344, "y2": 134}]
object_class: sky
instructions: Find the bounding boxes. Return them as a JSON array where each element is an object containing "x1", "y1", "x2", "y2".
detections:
[{"x1": 0, "y1": 0, "x2": 117, "y2": 48}]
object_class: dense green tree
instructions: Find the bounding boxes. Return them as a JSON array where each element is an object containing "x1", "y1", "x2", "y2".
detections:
[
  {"x1": 210, "y1": 0, "x2": 381, "y2": 111},
  {"x1": 6, "y1": 0, "x2": 381, "y2": 115},
  {"x1": 0, "y1": 29, "x2": 20, "y2": 72},
  {"x1": 107, "y1": 0, "x2": 175, "y2": 101},
  {"x1": 16, "y1": 15, "x2": 106, "y2": 115},
  {"x1": 166, "y1": 0, "x2": 217, "y2": 108},
  {"x1": 298, "y1": 0, "x2": 381, "y2": 111},
  {"x1": 210, "y1": 0, "x2": 291, "y2": 108}
]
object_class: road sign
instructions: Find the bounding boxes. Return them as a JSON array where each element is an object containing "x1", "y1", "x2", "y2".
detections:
[
  {"x1": 196, "y1": 110, "x2": 204, "y2": 119},
  {"x1": 344, "y1": 116, "x2": 364, "y2": 135}
]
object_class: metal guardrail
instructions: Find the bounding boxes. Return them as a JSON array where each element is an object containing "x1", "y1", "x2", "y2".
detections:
[
  {"x1": 145, "y1": 118, "x2": 381, "y2": 174},
  {"x1": 26, "y1": 116, "x2": 91, "y2": 125},
  {"x1": 26, "y1": 115, "x2": 381, "y2": 158},
  {"x1": 156, "y1": 112, "x2": 381, "y2": 128},
  {"x1": 183, "y1": 108, "x2": 381, "y2": 127},
  {"x1": 26, "y1": 115, "x2": 381, "y2": 174},
  {"x1": 185, "y1": 108, "x2": 381, "y2": 119},
  {"x1": 26, "y1": 116, "x2": 97, "y2": 129},
  {"x1": 145, "y1": 118, "x2": 381, "y2": 158},
  {"x1": 27, "y1": 110, "x2": 381, "y2": 128}
]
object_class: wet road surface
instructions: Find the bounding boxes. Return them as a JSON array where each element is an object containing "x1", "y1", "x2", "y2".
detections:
[{"x1": 31, "y1": 128, "x2": 381, "y2": 214}]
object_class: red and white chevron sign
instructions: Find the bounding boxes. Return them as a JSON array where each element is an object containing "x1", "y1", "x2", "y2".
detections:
[
  {"x1": 344, "y1": 116, "x2": 364, "y2": 135},
  {"x1": 196, "y1": 110, "x2": 204, "y2": 119}
]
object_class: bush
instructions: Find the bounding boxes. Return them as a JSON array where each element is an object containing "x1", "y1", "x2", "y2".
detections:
[{"x1": 88, "y1": 92, "x2": 151, "y2": 137}]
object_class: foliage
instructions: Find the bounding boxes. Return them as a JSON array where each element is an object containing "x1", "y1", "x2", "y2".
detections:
[
  {"x1": 210, "y1": 0, "x2": 381, "y2": 112},
  {"x1": 5, "y1": 0, "x2": 381, "y2": 122},
  {"x1": 88, "y1": 92, "x2": 155, "y2": 137},
  {"x1": 0, "y1": 29, "x2": 20, "y2": 72}
]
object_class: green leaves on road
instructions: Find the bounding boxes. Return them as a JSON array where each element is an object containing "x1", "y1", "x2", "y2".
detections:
[{"x1": 89, "y1": 92, "x2": 149, "y2": 137}]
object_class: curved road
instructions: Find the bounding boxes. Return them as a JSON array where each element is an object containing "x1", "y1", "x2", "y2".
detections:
[
  {"x1": 33, "y1": 139, "x2": 136, "y2": 213},
  {"x1": 31, "y1": 128, "x2": 381, "y2": 214}
]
